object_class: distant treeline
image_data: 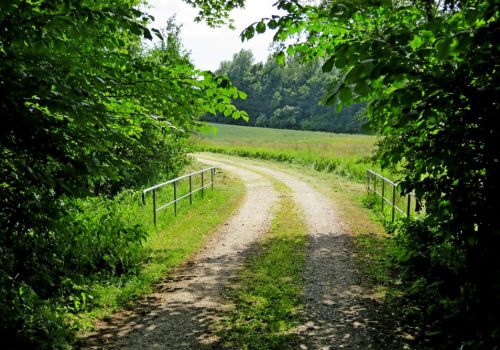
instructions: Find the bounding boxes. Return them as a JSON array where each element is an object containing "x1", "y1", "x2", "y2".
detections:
[{"x1": 202, "y1": 50, "x2": 368, "y2": 134}]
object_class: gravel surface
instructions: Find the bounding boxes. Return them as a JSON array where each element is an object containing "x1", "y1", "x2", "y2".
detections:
[{"x1": 80, "y1": 154, "x2": 400, "y2": 349}]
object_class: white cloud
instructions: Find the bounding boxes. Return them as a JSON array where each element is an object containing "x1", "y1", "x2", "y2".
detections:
[{"x1": 146, "y1": 0, "x2": 281, "y2": 71}]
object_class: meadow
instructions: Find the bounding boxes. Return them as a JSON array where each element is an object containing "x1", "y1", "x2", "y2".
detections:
[{"x1": 193, "y1": 123, "x2": 378, "y2": 181}]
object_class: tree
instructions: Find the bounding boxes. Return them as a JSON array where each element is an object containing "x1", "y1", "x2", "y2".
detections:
[
  {"x1": 0, "y1": 1, "x2": 246, "y2": 346},
  {"x1": 270, "y1": 105, "x2": 301, "y2": 129},
  {"x1": 204, "y1": 49, "x2": 368, "y2": 133},
  {"x1": 192, "y1": 0, "x2": 500, "y2": 347}
]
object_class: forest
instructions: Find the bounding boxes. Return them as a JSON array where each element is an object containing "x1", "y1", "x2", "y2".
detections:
[
  {"x1": 202, "y1": 49, "x2": 368, "y2": 133},
  {"x1": 1, "y1": 0, "x2": 499, "y2": 349}
]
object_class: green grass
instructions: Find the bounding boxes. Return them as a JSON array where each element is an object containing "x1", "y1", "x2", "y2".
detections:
[
  {"x1": 193, "y1": 123, "x2": 378, "y2": 181},
  {"x1": 217, "y1": 181, "x2": 307, "y2": 349},
  {"x1": 75, "y1": 163, "x2": 245, "y2": 330}
]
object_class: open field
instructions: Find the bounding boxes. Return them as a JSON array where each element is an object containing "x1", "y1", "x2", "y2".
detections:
[{"x1": 193, "y1": 123, "x2": 378, "y2": 181}]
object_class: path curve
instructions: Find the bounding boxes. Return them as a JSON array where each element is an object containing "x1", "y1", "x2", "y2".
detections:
[
  {"x1": 80, "y1": 160, "x2": 278, "y2": 349},
  {"x1": 197, "y1": 154, "x2": 399, "y2": 349}
]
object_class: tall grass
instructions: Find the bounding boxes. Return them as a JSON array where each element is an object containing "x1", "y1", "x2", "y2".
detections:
[{"x1": 193, "y1": 124, "x2": 378, "y2": 181}]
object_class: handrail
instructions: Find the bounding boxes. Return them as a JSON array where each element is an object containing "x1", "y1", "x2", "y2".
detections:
[
  {"x1": 142, "y1": 167, "x2": 216, "y2": 227},
  {"x1": 142, "y1": 167, "x2": 214, "y2": 194},
  {"x1": 366, "y1": 169, "x2": 397, "y2": 187},
  {"x1": 367, "y1": 169, "x2": 416, "y2": 222}
]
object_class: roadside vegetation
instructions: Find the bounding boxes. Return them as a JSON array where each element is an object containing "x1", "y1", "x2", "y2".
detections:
[
  {"x1": 217, "y1": 181, "x2": 307, "y2": 349},
  {"x1": 194, "y1": 123, "x2": 377, "y2": 181},
  {"x1": 76, "y1": 166, "x2": 244, "y2": 331}
]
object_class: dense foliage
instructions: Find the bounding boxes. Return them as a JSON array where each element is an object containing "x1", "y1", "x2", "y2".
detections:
[
  {"x1": 194, "y1": 0, "x2": 499, "y2": 347},
  {"x1": 203, "y1": 49, "x2": 368, "y2": 133},
  {"x1": 0, "y1": 1, "x2": 245, "y2": 347}
]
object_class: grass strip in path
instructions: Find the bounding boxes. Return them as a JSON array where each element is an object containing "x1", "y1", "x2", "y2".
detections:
[{"x1": 216, "y1": 181, "x2": 307, "y2": 349}]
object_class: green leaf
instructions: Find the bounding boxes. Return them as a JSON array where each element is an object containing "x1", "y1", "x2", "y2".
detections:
[
  {"x1": 151, "y1": 28, "x2": 163, "y2": 41},
  {"x1": 241, "y1": 26, "x2": 255, "y2": 41},
  {"x1": 143, "y1": 28, "x2": 153, "y2": 41},
  {"x1": 410, "y1": 35, "x2": 423, "y2": 50},
  {"x1": 322, "y1": 56, "x2": 335, "y2": 73},
  {"x1": 436, "y1": 38, "x2": 451, "y2": 60},
  {"x1": 256, "y1": 22, "x2": 266, "y2": 34},
  {"x1": 345, "y1": 59, "x2": 375, "y2": 84},
  {"x1": 276, "y1": 51, "x2": 286, "y2": 65},
  {"x1": 338, "y1": 86, "x2": 352, "y2": 104},
  {"x1": 268, "y1": 19, "x2": 278, "y2": 29},
  {"x1": 354, "y1": 80, "x2": 370, "y2": 96}
]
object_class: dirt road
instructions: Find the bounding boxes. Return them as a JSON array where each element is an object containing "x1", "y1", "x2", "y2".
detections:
[{"x1": 80, "y1": 153, "x2": 399, "y2": 349}]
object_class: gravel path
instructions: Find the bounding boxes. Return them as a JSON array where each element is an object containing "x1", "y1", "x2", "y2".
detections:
[
  {"x1": 197, "y1": 154, "x2": 400, "y2": 349},
  {"x1": 81, "y1": 153, "x2": 399, "y2": 349},
  {"x1": 80, "y1": 160, "x2": 278, "y2": 349}
]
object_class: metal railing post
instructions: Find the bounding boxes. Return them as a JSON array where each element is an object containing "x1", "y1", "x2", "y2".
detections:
[
  {"x1": 153, "y1": 189, "x2": 157, "y2": 228},
  {"x1": 381, "y1": 180, "x2": 385, "y2": 212},
  {"x1": 392, "y1": 185, "x2": 396, "y2": 222},
  {"x1": 211, "y1": 168, "x2": 214, "y2": 190},
  {"x1": 201, "y1": 171, "x2": 204, "y2": 198},
  {"x1": 367, "y1": 170, "x2": 370, "y2": 193},
  {"x1": 189, "y1": 175, "x2": 192, "y2": 205},
  {"x1": 173, "y1": 181, "x2": 177, "y2": 217}
]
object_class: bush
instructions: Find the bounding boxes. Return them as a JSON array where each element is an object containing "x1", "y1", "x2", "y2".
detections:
[
  {"x1": 0, "y1": 190, "x2": 151, "y2": 348},
  {"x1": 0, "y1": 277, "x2": 71, "y2": 349},
  {"x1": 390, "y1": 216, "x2": 499, "y2": 349}
]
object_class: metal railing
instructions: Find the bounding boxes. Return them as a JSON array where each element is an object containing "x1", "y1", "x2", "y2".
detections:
[
  {"x1": 142, "y1": 167, "x2": 216, "y2": 227},
  {"x1": 367, "y1": 169, "x2": 417, "y2": 222}
]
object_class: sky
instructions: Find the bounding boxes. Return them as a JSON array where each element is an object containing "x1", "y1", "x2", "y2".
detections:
[{"x1": 146, "y1": 0, "x2": 280, "y2": 71}]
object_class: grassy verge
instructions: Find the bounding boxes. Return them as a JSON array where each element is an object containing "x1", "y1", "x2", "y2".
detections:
[
  {"x1": 217, "y1": 181, "x2": 307, "y2": 349},
  {"x1": 196, "y1": 145, "x2": 370, "y2": 181},
  {"x1": 75, "y1": 164, "x2": 245, "y2": 331}
]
